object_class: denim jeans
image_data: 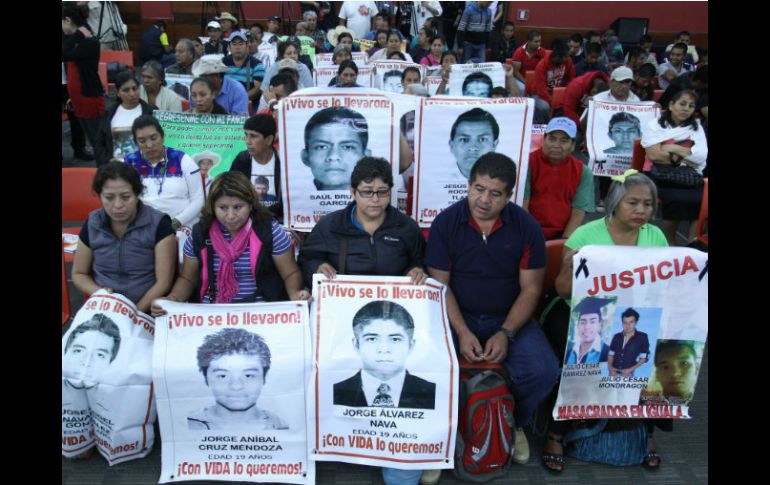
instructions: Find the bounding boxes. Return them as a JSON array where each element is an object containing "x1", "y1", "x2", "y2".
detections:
[
  {"x1": 454, "y1": 315, "x2": 560, "y2": 427},
  {"x1": 382, "y1": 467, "x2": 422, "y2": 485},
  {"x1": 462, "y1": 42, "x2": 487, "y2": 63}
]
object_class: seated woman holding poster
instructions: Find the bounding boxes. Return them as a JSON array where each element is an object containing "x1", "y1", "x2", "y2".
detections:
[
  {"x1": 641, "y1": 89, "x2": 708, "y2": 245},
  {"x1": 123, "y1": 115, "x2": 205, "y2": 230},
  {"x1": 94, "y1": 70, "x2": 156, "y2": 166},
  {"x1": 187, "y1": 77, "x2": 228, "y2": 115},
  {"x1": 72, "y1": 161, "x2": 176, "y2": 314},
  {"x1": 539, "y1": 170, "x2": 668, "y2": 473},
  {"x1": 298, "y1": 156, "x2": 428, "y2": 485},
  {"x1": 151, "y1": 172, "x2": 310, "y2": 315}
]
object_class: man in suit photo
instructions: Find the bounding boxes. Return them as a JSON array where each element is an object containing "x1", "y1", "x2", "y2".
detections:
[{"x1": 333, "y1": 300, "x2": 436, "y2": 409}]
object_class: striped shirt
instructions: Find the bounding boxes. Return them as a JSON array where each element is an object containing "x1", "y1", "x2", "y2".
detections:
[{"x1": 183, "y1": 220, "x2": 292, "y2": 303}]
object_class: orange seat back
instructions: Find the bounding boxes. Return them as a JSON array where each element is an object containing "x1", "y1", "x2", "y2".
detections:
[
  {"x1": 525, "y1": 70, "x2": 536, "y2": 95},
  {"x1": 62, "y1": 168, "x2": 100, "y2": 222},
  {"x1": 551, "y1": 87, "x2": 566, "y2": 109},
  {"x1": 653, "y1": 89, "x2": 664, "y2": 102},
  {"x1": 544, "y1": 239, "x2": 566, "y2": 294},
  {"x1": 98, "y1": 62, "x2": 108, "y2": 92},
  {"x1": 631, "y1": 138, "x2": 645, "y2": 172}
]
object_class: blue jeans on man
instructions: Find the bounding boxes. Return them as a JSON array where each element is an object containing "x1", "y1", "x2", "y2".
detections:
[{"x1": 462, "y1": 42, "x2": 487, "y2": 63}]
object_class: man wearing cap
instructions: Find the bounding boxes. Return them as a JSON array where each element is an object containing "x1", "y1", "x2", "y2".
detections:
[
  {"x1": 217, "y1": 12, "x2": 239, "y2": 41},
  {"x1": 607, "y1": 308, "x2": 650, "y2": 378},
  {"x1": 523, "y1": 117, "x2": 595, "y2": 240},
  {"x1": 593, "y1": 66, "x2": 640, "y2": 103},
  {"x1": 204, "y1": 21, "x2": 229, "y2": 55},
  {"x1": 223, "y1": 31, "x2": 265, "y2": 103},
  {"x1": 261, "y1": 57, "x2": 314, "y2": 93},
  {"x1": 229, "y1": 114, "x2": 284, "y2": 220},
  {"x1": 565, "y1": 297, "x2": 612, "y2": 365},
  {"x1": 192, "y1": 54, "x2": 249, "y2": 115},
  {"x1": 166, "y1": 39, "x2": 196, "y2": 75},
  {"x1": 426, "y1": 152, "x2": 560, "y2": 466}
]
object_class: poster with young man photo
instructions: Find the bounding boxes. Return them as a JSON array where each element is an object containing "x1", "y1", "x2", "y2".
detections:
[
  {"x1": 309, "y1": 275, "x2": 457, "y2": 470},
  {"x1": 412, "y1": 96, "x2": 534, "y2": 227},
  {"x1": 153, "y1": 300, "x2": 314, "y2": 484},
  {"x1": 279, "y1": 88, "x2": 397, "y2": 231}
]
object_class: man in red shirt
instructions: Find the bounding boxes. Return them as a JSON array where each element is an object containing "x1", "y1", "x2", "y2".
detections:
[
  {"x1": 554, "y1": 71, "x2": 609, "y2": 126},
  {"x1": 532, "y1": 40, "x2": 576, "y2": 123},
  {"x1": 511, "y1": 30, "x2": 546, "y2": 93},
  {"x1": 523, "y1": 117, "x2": 594, "y2": 240}
]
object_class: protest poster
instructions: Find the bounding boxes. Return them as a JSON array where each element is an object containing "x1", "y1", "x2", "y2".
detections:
[
  {"x1": 371, "y1": 61, "x2": 427, "y2": 94},
  {"x1": 314, "y1": 66, "x2": 373, "y2": 88},
  {"x1": 156, "y1": 110, "x2": 248, "y2": 181},
  {"x1": 62, "y1": 290, "x2": 156, "y2": 464},
  {"x1": 448, "y1": 62, "x2": 506, "y2": 98},
  {"x1": 154, "y1": 300, "x2": 314, "y2": 484},
  {"x1": 279, "y1": 88, "x2": 397, "y2": 231},
  {"x1": 412, "y1": 96, "x2": 534, "y2": 227},
  {"x1": 309, "y1": 274, "x2": 458, "y2": 470},
  {"x1": 425, "y1": 76, "x2": 442, "y2": 96},
  {"x1": 586, "y1": 100, "x2": 660, "y2": 176},
  {"x1": 315, "y1": 51, "x2": 369, "y2": 68},
  {"x1": 258, "y1": 43, "x2": 277, "y2": 68},
  {"x1": 166, "y1": 74, "x2": 194, "y2": 101},
  {"x1": 553, "y1": 246, "x2": 708, "y2": 421}
]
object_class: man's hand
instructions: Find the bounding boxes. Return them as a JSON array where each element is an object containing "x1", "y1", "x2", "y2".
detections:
[
  {"x1": 483, "y1": 331, "x2": 509, "y2": 363},
  {"x1": 608, "y1": 365, "x2": 617, "y2": 376},
  {"x1": 458, "y1": 331, "x2": 484, "y2": 362},
  {"x1": 291, "y1": 289, "x2": 313, "y2": 302},
  {"x1": 503, "y1": 63, "x2": 514, "y2": 78},
  {"x1": 78, "y1": 26, "x2": 93, "y2": 38}
]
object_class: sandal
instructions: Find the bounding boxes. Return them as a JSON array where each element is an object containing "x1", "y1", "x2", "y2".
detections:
[
  {"x1": 541, "y1": 433, "x2": 565, "y2": 474},
  {"x1": 643, "y1": 435, "x2": 661, "y2": 469}
]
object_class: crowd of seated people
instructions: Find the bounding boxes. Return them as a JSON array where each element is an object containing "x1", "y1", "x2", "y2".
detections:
[{"x1": 63, "y1": 2, "x2": 708, "y2": 482}]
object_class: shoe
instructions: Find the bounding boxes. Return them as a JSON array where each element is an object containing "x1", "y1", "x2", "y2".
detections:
[
  {"x1": 540, "y1": 433, "x2": 564, "y2": 474},
  {"x1": 511, "y1": 427, "x2": 530, "y2": 464},
  {"x1": 73, "y1": 150, "x2": 94, "y2": 161},
  {"x1": 419, "y1": 469, "x2": 442, "y2": 485},
  {"x1": 642, "y1": 435, "x2": 661, "y2": 469}
]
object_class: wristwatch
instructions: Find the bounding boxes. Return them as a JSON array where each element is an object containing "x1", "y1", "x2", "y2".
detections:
[{"x1": 498, "y1": 328, "x2": 516, "y2": 342}]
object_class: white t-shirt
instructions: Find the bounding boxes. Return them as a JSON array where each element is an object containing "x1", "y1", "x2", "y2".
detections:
[
  {"x1": 339, "y1": 1, "x2": 379, "y2": 39},
  {"x1": 111, "y1": 105, "x2": 143, "y2": 160}
]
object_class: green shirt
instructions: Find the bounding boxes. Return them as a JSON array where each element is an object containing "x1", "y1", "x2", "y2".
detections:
[{"x1": 565, "y1": 218, "x2": 668, "y2": 251}]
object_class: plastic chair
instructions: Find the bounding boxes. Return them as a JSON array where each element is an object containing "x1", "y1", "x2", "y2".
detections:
[
  {"x1": 696, "y1": 178, "x2": 708, "y2": 246},
  {"x1": 62, "y1": 168, "x2": 100, "y2": 262},
  {"x1": 98, "y1": 62, "x2": 108, "y2": 92},
  {"x1": 100, "y1": 50, "x2": 134, "y2": 69},
  {"x1": 631, "y1": 138, "x2": 645, "y2": 171},
  {"x1": 62, "y1": 246, "x2": 71, "y2": 326},
  {"x1": 182, "y1": 99, "x2": 189, "y2": 111},
  {"x1": 551, "y1": 87, "x2": 566, "y2": 111},
  {"x1": 62, "y1": 168, "x2": 100, "y2": 222},
  {"x1": 525, "y1": 71, "x2": 536, "y2": 95},
  {"x1": 653, "y1": 89, "x2": 664, "y2": 102},
  {"x1": 543, "y1": 239, "x2": 566, "y2": 294}
]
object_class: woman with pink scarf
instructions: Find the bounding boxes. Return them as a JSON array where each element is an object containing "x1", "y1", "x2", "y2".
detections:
[{"x1": 152, "y1": 172, "x2": 309, "y2": 316}]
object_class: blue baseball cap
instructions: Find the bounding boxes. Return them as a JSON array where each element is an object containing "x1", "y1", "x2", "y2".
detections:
[{"x1": 545, "y1": 117, "x2": 577, "y2": 139}]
